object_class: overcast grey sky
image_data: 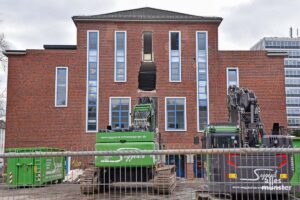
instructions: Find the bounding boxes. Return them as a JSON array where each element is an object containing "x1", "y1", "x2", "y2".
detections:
[{"x1": 0, "y1": 0, "x2": 300, "y2": 90}]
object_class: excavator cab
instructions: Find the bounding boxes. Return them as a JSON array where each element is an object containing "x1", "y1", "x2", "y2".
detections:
[{"x1": 204, "y1": 124, "x2": 240, "y2": 149}]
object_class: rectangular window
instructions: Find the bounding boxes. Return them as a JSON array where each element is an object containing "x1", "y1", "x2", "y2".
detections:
[
  {"x1": 110, "y1": 97, "x2": 131, "y2": 129},
  {"x1": 226, "y1": 68, "x2": 239, "y2": 90},
  {"x1": 165, "y1": 97, "x2": 186, "y2": 131},
  {"x1": 285, "y1": 68, "x2": 300, "y2": 77},
  {"x1": 287, "y1": 107, "x2": 300, "y2": 116},
  {"x1": 285, "y1": 78, "x2": 300, "y2": 86},
  {"x1": 288, "y1": 117, "x2": 300, "y2": 126},
  {"x1": 286, "y1": 87, "x2": 300, "y2": 97},
  {"x1": 286, "y1": 97, "x2": 300, "y2": 106},
  {"x1": 115, "y1": 31, "x2": 126, "y2": 82},
  {"x1": 196, "y1": 31, "x2": 209, "y2": 131},
  {"x1": 143, "y1": 32, "x2": 153, "y2": 61},
  {"x1": 55, "y1": 67, "x2": 68, "y2": 107},
  {"x1": 169, "y1": 31, "x2": 181, "y2": 82},
  {"x1": 86, "y1": 31, "x2": 99, "y2": 132}
]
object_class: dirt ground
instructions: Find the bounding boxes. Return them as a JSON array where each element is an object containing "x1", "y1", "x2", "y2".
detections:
[{"x1": 0, "y1": 179, "x2": 206, "y2": 200}]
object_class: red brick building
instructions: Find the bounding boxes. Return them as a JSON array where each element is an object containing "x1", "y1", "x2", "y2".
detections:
[{"x1": 4, "y1": 8, "x2": 287, "y2": 177}]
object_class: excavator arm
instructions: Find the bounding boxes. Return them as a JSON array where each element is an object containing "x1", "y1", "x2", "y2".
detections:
[{"x1": 227, "y1": 86, "x2": 265, "y2": 147}]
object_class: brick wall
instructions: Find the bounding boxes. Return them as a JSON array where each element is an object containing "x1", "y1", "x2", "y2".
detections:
[
  {"x1": 211, "y1": 51, "x2": 287, "y2": 132},
  {"x1": 5, "y1": 22, "x2": 286, "y2": 154}
]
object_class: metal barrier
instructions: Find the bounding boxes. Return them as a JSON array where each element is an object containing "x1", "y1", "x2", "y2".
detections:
[{"x1": 0, "y1": 148, "x2": 300, "y2": 200}]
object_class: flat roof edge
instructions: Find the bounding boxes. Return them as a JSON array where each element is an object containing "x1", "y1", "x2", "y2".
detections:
[
  {"x1": 267, "y1": 51, "x2": 288, "y2": 57},
  {"x1": 43, "y1": 45, "x2": 77, "y2": 50},
  {"x1": 3, "y1": 50, "x2": 27, "y2": 56}
]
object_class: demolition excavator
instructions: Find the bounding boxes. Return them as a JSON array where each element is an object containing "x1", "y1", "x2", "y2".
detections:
[
  {"x1": 80, "y1": 97, "x2": 176, "y2": 194},
  {"x1": 204, "y1": 86, "x2": 298, "y2": 196}
]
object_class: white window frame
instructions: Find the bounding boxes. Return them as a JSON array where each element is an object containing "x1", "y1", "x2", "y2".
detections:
[
  {"x1": 55, "y1": 67, "x2": 68, "y2": 107},
  {"x1": 109, "y1": 97, "x2": 131, "y2": 128},
  {"x1": 114, "y1": 31, "x2": 127, "y2": 82},
  {"x1": 226, "y1": 67, "x2": 239, "y2": 92},
  {"x1": 196, "y1": 31, "x2": 209, "y2": 132},
  {"x1": 165, "y1": 97, "x2": 187, "y2": 132},
  {"x1": 86, "y1": 30, "x2": 99, "y2": 133},
  {"x1": 169, "y1": 31, "x2": 181, "y2": 82}
]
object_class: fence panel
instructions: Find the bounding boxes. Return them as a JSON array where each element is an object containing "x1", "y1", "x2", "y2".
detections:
[{"x1": 0, "y1": 148, "x2": 300, "y2": 200}]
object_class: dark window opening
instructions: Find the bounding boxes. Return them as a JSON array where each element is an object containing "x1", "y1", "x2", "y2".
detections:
[
  {"x1": 143, "y1": 32, "x2": 153, "y2": 61},
  {"x1": 171, "y1": 32, "x2": 179, "y2": 50}
]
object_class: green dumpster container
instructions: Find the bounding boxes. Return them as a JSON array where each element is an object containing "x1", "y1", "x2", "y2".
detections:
[
  {"x1": 291, "y1": 137, "x2": 300, "y2": 197},
  {"x1": 5, "y1": 147, "x2": 65, "y2": 187}
]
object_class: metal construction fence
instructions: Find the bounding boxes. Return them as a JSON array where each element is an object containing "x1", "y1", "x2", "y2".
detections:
[{"x1": 0, "y1": 148, "x2": 300, "y2": 200}]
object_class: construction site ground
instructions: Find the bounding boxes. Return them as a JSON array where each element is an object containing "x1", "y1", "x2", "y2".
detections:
[{"x1": 0, "y1": 179, "x2": 206, "y2": 200}]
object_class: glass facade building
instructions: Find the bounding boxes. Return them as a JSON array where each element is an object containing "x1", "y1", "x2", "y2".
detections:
[{"x1": 251, "y1": 37, "x2": 300, "y2": 128}]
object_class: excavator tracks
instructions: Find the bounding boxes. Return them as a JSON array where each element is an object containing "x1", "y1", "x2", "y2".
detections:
[{"x1": 80, "y1": 165, "x2": 177, "y2": 195}]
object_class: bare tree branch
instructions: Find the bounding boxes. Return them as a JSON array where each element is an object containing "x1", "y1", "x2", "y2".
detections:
[
  {"x1": 0, "y1": 33, "x2": 8, "y2": 118},
  {"x1": 0, "y1": 88, "x2": 6, "y2": 118}
]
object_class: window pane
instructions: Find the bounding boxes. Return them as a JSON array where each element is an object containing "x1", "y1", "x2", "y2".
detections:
[
  {"x1": 121, "y1": 98, "x2": 130, "y2": 104},
  {"x1": 120, "y1": 104, "x2": 129, "y2": 110},
  {"x1": 89, "y1": 50, "x2": 97, "y2": 56},
  {"x1": 90, "y1": 62, "x2": 97, "y2": 68},
  {"x1": 228, "y1": 69, "x2": 237, "y2": 82},
  {"x1": 176, "y1": 111, "x2": 184, "y2": 129},
  {"x1": 117, "y1": 68, "x2": 124, "y2": 76},
  {"x1": 171, "y1": 67, "x2": 179, "y2": 75},
  {"x1": 171, "y1": 74, "x2": 179, "y2": 81},
  {"x1": 117, "y1": 56, "x2": 125, "y2": 62},
  {"x1": 171, "y1": 50, "x2": 179, "y2": 57},
  {"x1": 167, "y1": 104, "x2": 175, "y2": 110},
  {"x1": 88, "y1": 106, "x2": 96, "y2": 112},
  {"x1": 198, "y1": 33, "x2": 206, "y2": 50},
  {"x1": 88, "y1": 124, "x2": 96, "y2": 131},
  {"x1": 176, "y1": 98, "x2": 184, "y2": 105},
  {"x1": 89, "y1": 67, "x2": 97, "y2": 75},
  {"x1": 89, "y1": 32, "x2": 97, "y2": 50},
  {"x1": 121, "y1": 116, "x2": 128, "y2": 123},
  {"x1": 57, "y1": 87, "x2": 66, "y2": 105},
  {"x1": 112, "y1": 112, "x2": 119, "y2": 117},
  {"x1": 171, "y1": 32, "x2": 179, "y2": 50},
  {"x1": 88, "y1": 81, "x2": 97, "y2": 87},
  {"x1": 199, "y1": 100, "x2": 207, "y2": 107},
  {"x1": 112, "y1": 116, "x2": 119, "y2": 123},
  {"x1": 88, "y1": 112, "x2": 96, "y2": 120},
  {"x1": 57, "y1": 69, "x2": 66, "y2": 84},
  {"x1": 56, "y1": 68, "x2": 67, "y2": 106},
  {"x1": 143, "y1": 32, "x2": 152, "y2": 55},
  {"x1": 116, "y1": 32, "x2": 125, "y2": 50},
  {"x1": 117, "y1": 50, "x2": 125, "y2": 57},
  {"x1": 171, "y1": 56, "x2": 180, "y2": 62}
]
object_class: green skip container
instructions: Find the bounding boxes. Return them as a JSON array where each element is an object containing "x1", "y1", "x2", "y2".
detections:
[{"x1": 6, "y1": 147, "x2": 65, "y2": 187}]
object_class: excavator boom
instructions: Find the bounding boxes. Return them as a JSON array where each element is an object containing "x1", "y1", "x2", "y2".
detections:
[{"x1": 227, "y1": 86, "x2": 265, "y2": 147}]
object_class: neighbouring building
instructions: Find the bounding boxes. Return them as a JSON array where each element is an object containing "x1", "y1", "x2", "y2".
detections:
[
  {"x1": 251, "y1": 37, "x2": 300, "y2": 129},
  {"x1": 4, "y1": 7, "x2": 287, "y2": 178}
]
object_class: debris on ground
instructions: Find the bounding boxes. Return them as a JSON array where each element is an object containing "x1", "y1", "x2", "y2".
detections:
[{"x1": 64, "y1": 169, "x2": 84, "y2": 183}]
